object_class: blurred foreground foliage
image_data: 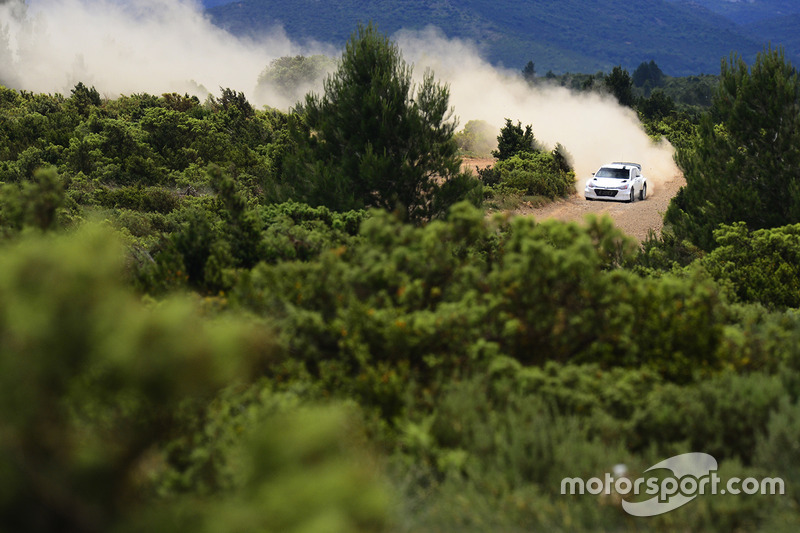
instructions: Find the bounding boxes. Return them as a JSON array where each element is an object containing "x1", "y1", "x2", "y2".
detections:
[
  {"x1": 0, "y1": 227, "x2": 391, "y2": 533},
  {"x1": 2, "y1": 201, "x2": 800, "y2": 531}
]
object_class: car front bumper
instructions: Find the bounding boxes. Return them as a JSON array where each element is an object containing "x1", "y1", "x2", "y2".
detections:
[{"x1": 585, "y1": 187, "x2": 632, "y2": 201}]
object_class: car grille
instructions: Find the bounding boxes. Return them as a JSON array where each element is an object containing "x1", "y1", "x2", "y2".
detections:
[{"x1": 595, "y1": 189, "x2": 618, "y2": 197}]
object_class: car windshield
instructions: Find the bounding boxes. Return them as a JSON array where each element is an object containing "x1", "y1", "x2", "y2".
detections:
[{"x1": 595, "y1": 167, "x2": 629, "y2": 179}]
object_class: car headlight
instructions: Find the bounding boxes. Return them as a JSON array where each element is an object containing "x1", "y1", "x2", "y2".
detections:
[{"x1": 615, "y1": 183, "x2": 629, "y2": 189}]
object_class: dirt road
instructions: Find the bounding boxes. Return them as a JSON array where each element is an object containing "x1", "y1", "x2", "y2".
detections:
[
  {"x1": 463, "y1": 157, "x2": 685, "y2": 242},
  {"x1": 514, "y1": 172, "x2": 685, "y2": 241}
]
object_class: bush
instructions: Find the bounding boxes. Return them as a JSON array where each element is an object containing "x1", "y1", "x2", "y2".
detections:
[
  {"x1": 149, "y1": 402, "x2": 394, "y2": 533},
  {"x1": 235, "y1": 202, "x2": 738, "y2": 402},
  {"x1": 629, "y1": 371, "x2": 785, "y2": 462},
  {"x1": 396, "y1": 374, "x2": 638, "y2": 532},
  {"x1": 94, "y1": 185, "x2": 180, "y2": 214},
  {"x1": 0, "y1": 226, "x2": 275, "y2": 532},
  {"x1": 0, "y1": 166, "x2": 66, "y2": 235},
  {"x1": 492, "y1": 151, "x2": 574, "y2": 198},
  {"x1": 258, "y1": 202, "x2": 366, "y2": 263},
  {"x1": 700, "y1": 222, "x2": 800, "y2": 309},
  {"x1": 492, "y1": 118, "x2": 539, "y2": 161},
  {"x1": 755, "y1": 397, "x2": 800, "y2": 506},
  {"x1": 454, "y1": 119, "x2": 497, "y2": 157}
]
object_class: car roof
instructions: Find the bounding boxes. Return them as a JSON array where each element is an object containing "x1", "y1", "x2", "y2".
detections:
[{"x1": 610, "y1": 162, "x2": 642, "y2": 170}]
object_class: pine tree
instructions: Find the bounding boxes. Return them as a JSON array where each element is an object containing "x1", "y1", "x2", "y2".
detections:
[
  {"x1": 69, "y1": 82, "x2": 101, "y2": 117},
  {"x1": 665, "y1": 47, "x2": 800, "y2": 250},
  {"x1": 604, "y1": 66, "x2": 634, "y2": 107},
  {"x1": 522, "y1": 61, "x2": 536, "y2": 85},
  {"x1": 492, "y1": 118, "x2": 538, "y2": 161},
  {"x1": 632, "y1": 60, "x2": 665, "y2": 89},
  {"x1": 286, "y1": 23, "x2": 478, "y2": 222}
]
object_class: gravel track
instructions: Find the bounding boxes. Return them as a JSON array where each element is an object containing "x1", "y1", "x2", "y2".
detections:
[
  {"x1": 514, "y1": 172, "x2": 685, "y2": 241},
  {"x1": 463, "y1": 157, "x2": 685, "y2": 242}
]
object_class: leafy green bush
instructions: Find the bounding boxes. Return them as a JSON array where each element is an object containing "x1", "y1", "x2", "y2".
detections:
[
  {"x1": 755, "y1": 397, "x2": 800, "y2": 506},
  {"x1": 453, "y1": 119, "x2": 496, "y2": 157},
  {"x1": 94, "y1": 185, "x2": 180, "y2": 214},
  {"x1": 492, "y1": 151, "x2": 575, "y2": 198},
  {"x1": 396, "y1": 374, "x2": 638, "y2": 532},
  {"x1": 0, "y1": 226, "x2": 275, "y2": 532},
  {"x1": 234, "y1": 202, "x2": 741, "y2": 418},
  {"x1": 492, "y1": 118, "x2": 540, "y2": 161},
  {"x1": 629, "y1": 371, "x2": 785, "y2": 462},
  {"x1": 259, "y1": 201, "x2": 366, "y2": 263},
  {"x1": 0, "y1": 166, "x2": 66, "y2": 235},
  {"x1": 255, "y1": 54, "x2": 335, "y2": 106},
  {"x1": 641, "y1": 113, "x2": 699, "y2": 150},
  {"x1": 701, "y1": 222, "x2": 800, "y2": 309},
  {"x1": 147, "y1": 400, "x2": 394, "y2": 533}
]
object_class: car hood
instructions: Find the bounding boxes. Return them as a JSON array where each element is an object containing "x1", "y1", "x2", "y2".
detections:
[{"x1": 588, "y1": 177, "x2": 629, "y2": 188}]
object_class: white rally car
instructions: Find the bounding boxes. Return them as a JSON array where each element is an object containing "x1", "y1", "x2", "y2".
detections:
[{"x1": 584, "y1": 162, "x2": 647, "y2": 202}]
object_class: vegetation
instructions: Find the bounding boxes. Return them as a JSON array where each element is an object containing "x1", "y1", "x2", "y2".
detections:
[
  {"x1": 284, "y1": 23, "x2": 481, "y2": 222},
  {"x1": 665, "y1": 47, "x2": 800, "y2": 250},
  {"x1": 254, "y1": 54, "x2": 336, "y2": 106},
  {"x1": 604, "y1": 65, "x2": 635, "y2": 107},
  {"x1": 632, "y1": 60, "x2": 666, "y2": 92},
  {"x1": 452, "y1": 119, "x2": 496, "y2": 157},
  {"x1": 3, "y1": 26, "x2": 800, "y2": 533},
  {"x1": 478, "y1": 119, "x2": 575, "y2": 206},
  {"x1": 699, "y1": 222, "x2": 800, "y2": 309},
  {"x1": 492, "y1": 118, "x2": 540, "y2": 161}
]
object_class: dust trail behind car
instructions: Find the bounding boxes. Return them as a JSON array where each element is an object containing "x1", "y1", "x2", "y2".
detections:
[{"x1": 397, "y1": 28, "x2": 680, "y2": 195}]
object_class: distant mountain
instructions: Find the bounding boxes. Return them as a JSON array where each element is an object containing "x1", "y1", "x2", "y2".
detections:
[
  {"x1": 200, "y1": 0, "x2": 234, "y2": 8},
  {"x1": 207, "y1": 0, "x2": 776, "y2": 76},
  {"x1": 743, "y1": 14, "x2": 800, "y2": 60},
  {"x1": 668, "y1": 0, "x2": 800, "y2": 25},
  {"x1": 668, "y1": 1, "x2": 800, "y2": 65}
]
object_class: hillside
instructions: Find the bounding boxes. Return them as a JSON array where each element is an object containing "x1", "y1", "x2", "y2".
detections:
[
  {"x1": 206, "y1": 0, "x2": 773, "y2": 75},
  {"x1": 744, "y1": 14, "x2": 800, "y2": 60},
  {"x1": 669, "y1": 0, "x2": 800, "y2": 25}
]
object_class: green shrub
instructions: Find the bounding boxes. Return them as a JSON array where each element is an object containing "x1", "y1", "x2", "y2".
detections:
[
  {"x1": 94, "y1": 185, "x2": 179, "y2": 214},
  {"x1": 0, "y1": 166, "x2": 65, "y2": 234},
  {"x1": 629, "y1": 371, "x2": 785, "y2": 462},
  {"x1": 395, "y1": 375, "x2": 636, "y2": 532},
  {"x1": 0, "y1": 226, "x2": 275, "y2": 532},
  {"x1": 454, "y1": 119, "x2": 496, "y2": 157},
  {"x1": 755, "y1": 397, "x2": 800, "y2": 506},
  {"x1": 235, "y1": 202, "x2": 737, "y2": 407},
  {"x1": 492, "y1": 151, "x2": 575, "y2": 198},
  {"x1": 701, "y1": 222, "x2": 800, "y2": 309}
]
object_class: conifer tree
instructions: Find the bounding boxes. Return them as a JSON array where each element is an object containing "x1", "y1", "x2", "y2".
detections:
[
  {"x1": 604, "y1": 66, "x2": 634, "y2": 107},
  {"x1": 665, "y1": 47, "x2": 800, "y2": 250},
  {"x1": 492, "y1": 118, "x2": 538, "y2": 161},
  {"x1": 286, "y1": 23, "x2": 478, "y2": 222}
]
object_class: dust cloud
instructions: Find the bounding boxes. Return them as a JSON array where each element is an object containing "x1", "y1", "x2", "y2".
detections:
[
  {"x1": 0, "y1": 0, "x2": 328, "y2": 105},
  {"x1": 396, "y1": 27, "x2": 680, "y2": 190},
  {"x1": 0, "y1": 1, "x2": 679, "y2": 187}
]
